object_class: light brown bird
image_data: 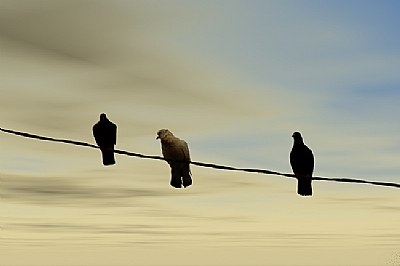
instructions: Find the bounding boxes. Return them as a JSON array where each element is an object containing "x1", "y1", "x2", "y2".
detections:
[{"x1": 157, "y1": 129, "x2": 192, "y2": 188}]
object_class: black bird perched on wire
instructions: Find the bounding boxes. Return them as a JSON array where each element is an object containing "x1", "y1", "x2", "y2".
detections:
[
  {"x1": 93, "y1": 113, "x2": 117, "y2": 166},
  {"x1": 290, "y1": 132, "x2": 314, "y2": 196}
]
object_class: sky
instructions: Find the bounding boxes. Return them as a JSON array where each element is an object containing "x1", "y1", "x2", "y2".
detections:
[{"x1": 0, "y1": 0, "x2": 400, "y2": 265}]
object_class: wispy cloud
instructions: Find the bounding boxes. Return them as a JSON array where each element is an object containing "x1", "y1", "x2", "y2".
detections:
[
  {"x1": 0, "y1": 0, "x2": 264, "y2": 137},
  {"x1": 1, "y1": 172, "x2": 168, "y2": 207}
]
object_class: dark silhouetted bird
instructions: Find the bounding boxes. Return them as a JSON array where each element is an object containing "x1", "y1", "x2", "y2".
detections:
[
  {"x1": 290, "y1": 132, "x2": 314, "y2": 196},
  {"x1": 157, "y1": 129, "x2": 192, "y2": 188},
  {"x1": 93, "y1": 113, "x2": 117, "y2": 166}
]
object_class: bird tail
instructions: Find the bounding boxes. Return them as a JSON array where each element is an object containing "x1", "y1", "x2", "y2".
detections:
[
  {"x1": 182, "y1": 165, "x2": 192, "y2": 188},
  {"x1": 297, "y1": 175, "x2": 312, "y2": 196},
  {"x1": 169, "y1": 163, "x2": 192, "y2": 189},
  {"x1": 170, "y1": 165, "x2": 182, "y2": 188},
  {"x1": 100, "y1": 147, "x2": 115, "y2": 166}
]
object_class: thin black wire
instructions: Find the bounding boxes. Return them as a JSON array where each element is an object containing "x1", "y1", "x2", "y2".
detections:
[{"x1": 0, "y1": 127, "x2": 399, "y2": 189}]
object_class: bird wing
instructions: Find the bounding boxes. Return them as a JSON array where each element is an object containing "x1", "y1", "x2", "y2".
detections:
[
  {"x1": 92, "y1": 123, "x2": 102, "y2": 146},
  {"x1": 180, "y1": 139, "x2": 191, "y2": 173},
  {"x1": 304, "y1": 146, "x2": 314, "y2": 174},
  {"x1": 180, "y1": 140, "x2": 191, "y2": 162},
  {"x1": 110, "y1": 122, "x2": 117, "y2": 145}
]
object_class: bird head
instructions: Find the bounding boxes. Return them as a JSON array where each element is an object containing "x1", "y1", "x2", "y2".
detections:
[
  {"x1": 100, "y1": 113, "x2": 107, "y2": 121},
  {"x1": 292, "y1": 131, "x2": 303, "y2": 141},
  {"x1": 156, "y1": 129, "x2": 173, "y2": 140}
]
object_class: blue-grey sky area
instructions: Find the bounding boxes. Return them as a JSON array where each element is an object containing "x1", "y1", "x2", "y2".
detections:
[{"x1": 0, "y1": 1, "x2": 399, "y2": 265}]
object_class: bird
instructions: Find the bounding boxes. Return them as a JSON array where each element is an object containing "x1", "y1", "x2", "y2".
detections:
[
  {"x1": 290, "y1": 132, "x2": 314, "y2": 196},
  {"x1": 156, "y1": 129, "x2": 192, "y2": 188},
  {"x1": 92, "y1": 113, "x2": 117, "y2": 166}
]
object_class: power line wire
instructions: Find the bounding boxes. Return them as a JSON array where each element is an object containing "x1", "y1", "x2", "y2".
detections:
[{"x1": 0, "y1": 126, "x2": 399, "y2": 189}]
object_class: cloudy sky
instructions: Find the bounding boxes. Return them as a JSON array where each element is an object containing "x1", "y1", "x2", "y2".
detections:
[{"x1": 1, "y1": 1, "x2": 399, "y2": 265}]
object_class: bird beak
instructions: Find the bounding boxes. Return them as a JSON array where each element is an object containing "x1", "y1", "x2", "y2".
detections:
[{"x1": 156, "y1": 136, "x2": 159, "y2": 140}]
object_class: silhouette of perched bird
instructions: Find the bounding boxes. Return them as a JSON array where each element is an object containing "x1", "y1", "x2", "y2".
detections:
[
  {"x1": 290, "y1": 132, "x2": 314, "y2": 196},
  {"x1": 156, "y1": 129, "x2": 192, "y2": 188},
  {"x1": 93, "y1": 113, "x2": 117, "y2": 166}
]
